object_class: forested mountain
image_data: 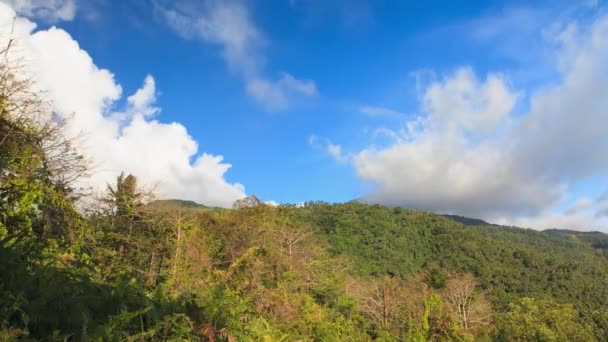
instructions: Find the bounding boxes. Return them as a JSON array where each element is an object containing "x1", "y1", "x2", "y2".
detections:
[
  {"x1": 442, "y1": 215, "x2": 494, "y2": 227},
  {"x1": 1, "y1": 50, "x2": 608, "y2": 341},
  {"x1": 147, "y1": 199, "x2": 222, "y2": 212}
]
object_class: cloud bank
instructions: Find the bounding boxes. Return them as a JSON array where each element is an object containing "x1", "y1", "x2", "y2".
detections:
[
  {"x1": 349, "y1": 14, "x2": 608, "y2": 231},
  {"x1": 0, "y1": 2, "x2": 246, "y2": 207}
]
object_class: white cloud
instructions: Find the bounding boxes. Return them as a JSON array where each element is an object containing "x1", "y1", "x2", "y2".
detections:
[
  {"x1": 360, "y1": 106, "x2": 404, "y2": 117},
  {"x1": 511, "y1": 17, "x2": 608, "y2": 183},
  {"x1": 498, "y1": 211, "x2": 608, "y2": 232},
  {"x1": 326, "y1": 143, "x2": 344, "y2": 162},
  {"x1": 498, "y1": 192, "x2": 608, "y2": 231},
  {"x1": 159, "y1": 0, "x2": 317, "y2": 110},
  {"x1": 309, "y1": 135, "x2": 347, "y2": 163},
  {"x1": 0, "y1": 2, "x2": 246, "y2": 208},
  {"x1": 127, "y1": 75, "x2": 159, "y2": 117},
  {"x1": 349, "y1": 13, "x2": 608, "y2": 231},
  {"x1": 422, "y1": 67, "x2": 517, "y2": 135},
  {"x1": 276, "y1": 72, "x2": 317, "y2": 96},
  {"x1": 247, "y1": 73, "x2": 317, "y2": 110},
  {"x1": 2, "y1": 0, "x2": 75, "y2": 22},
  {"x1": 354, "y1": 68, "x2": 537, "y2": 218},
  {"x1": 161, "y1": 1, "x2": 262, "y2": 77}
]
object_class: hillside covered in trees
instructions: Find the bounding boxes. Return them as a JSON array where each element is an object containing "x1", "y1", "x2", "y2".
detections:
[{"x1": 1, "y1": 46, "x2": 608, "y2": 341}]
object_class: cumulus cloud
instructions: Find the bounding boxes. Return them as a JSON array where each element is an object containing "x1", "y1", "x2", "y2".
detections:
[
  {"x1": 422, "y1": 68, "x2": 518, "y2": 135},
  {"x1": 0, "y1": 2, "x2": 246, "y2": 207},
  {"x1": 2, "y1": 0, "x2": 75, "y2": 22},
  {"x1": 348, "y1": 13, "x2": 608, "y2": 231},
  {"x1": 158, "y1": 0, "x2": 317, "y2": 110},
  {"x1": 354, "y1": 68, "x2": 535, "y2": 218},
  {"x1": 127, "y1": 75, "x2": 160, "y2": 117}
]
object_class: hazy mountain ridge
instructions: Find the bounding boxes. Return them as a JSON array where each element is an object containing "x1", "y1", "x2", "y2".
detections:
[{"x1": 147, "y1": 199, "x2": 222, "y2": 211}]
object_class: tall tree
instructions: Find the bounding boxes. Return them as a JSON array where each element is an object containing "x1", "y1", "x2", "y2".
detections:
[{"x1": 442, "y1": 274, "x2": 492, "y2": 331}]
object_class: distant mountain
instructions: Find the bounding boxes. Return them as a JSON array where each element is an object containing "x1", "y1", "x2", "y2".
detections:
[
  {"x1": 350, "y1": 198, "x2": 496, "y2": 227},
  {"x1": 442, "y1": 214, "x2": 494, "y2": 226},
  {"x1": 544, "y1": 228, "x2": 608, "y2": 249},
  {"x1": 543, "y1": 228, "x2": 603, "y2": 235},
  {"x1": 147, "y1": 199, "x2": 222, "y2": 211}
]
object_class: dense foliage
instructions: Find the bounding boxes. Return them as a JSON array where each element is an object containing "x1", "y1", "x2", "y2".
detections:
[{"x1": 1, "y1": 50, "x2": 608, "y2": 341}]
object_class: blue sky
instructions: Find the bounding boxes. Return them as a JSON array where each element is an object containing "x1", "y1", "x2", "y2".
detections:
[{"x1": 2, "y1": 0, "x2": 608, "y2": 231}]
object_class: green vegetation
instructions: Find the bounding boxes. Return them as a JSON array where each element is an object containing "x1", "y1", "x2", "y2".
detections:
[{"x1": 1, "y1": 49, "x2": 608, "y2": 341}]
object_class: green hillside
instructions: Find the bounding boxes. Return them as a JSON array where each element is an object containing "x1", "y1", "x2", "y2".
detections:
[{"x1": 2, "y1": 190, "x2": 608, "y2": 340}]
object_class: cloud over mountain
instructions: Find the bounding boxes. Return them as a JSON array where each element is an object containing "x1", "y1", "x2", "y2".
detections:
[{"x1": 350, "y1": 14, "x2": 608, "y2": 231}]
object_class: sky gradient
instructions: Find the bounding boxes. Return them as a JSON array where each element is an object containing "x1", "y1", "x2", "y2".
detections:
[{"x1": 1, "y1": 0, "x2": 607, "y2": 231}]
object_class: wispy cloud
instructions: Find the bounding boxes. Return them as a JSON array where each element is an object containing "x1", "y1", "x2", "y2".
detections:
[
  {"x1": 157, "y1": 0, "x2": 317, "y2": 110},
  {"x1": 3, "y1": 0, "x2": 76, "y2": 22},
  {"x1": 565, "y1": 197, "x2": 594, "y2": 215},
  {"x1": 247, "y1": 73, "x2": 317, "y2": 110},
  {"x1": 308, "y1": 135, "x2": 348, "y2": 163},
  {"x1": 360, "y1": 105, "x2": 404, "y2": 118}
]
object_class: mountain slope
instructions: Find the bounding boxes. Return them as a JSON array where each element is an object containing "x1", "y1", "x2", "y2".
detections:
[{"x1": 294, "y1": 202, "x2": 608, "y2": 336}]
